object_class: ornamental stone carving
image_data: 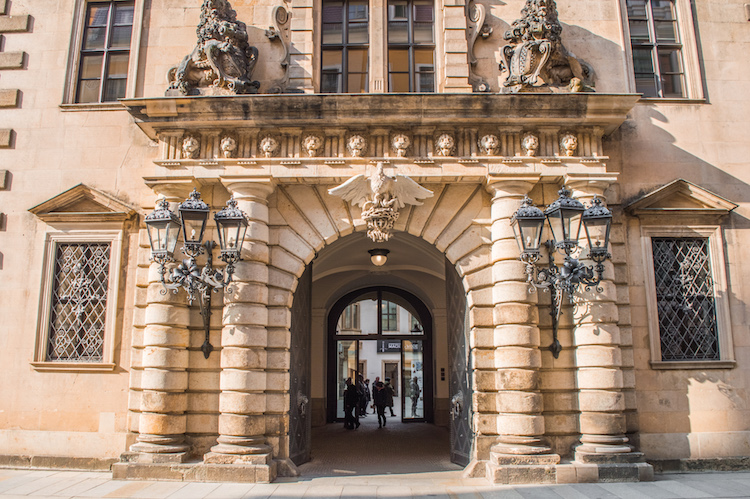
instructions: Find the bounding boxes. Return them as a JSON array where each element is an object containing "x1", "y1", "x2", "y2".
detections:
[
  {"x1": 182, "y1": 135, "x2": 200, "y2": 159},
  {"x1": 560, "y1": 132, "x2": 578, "y2": 156},
  {"x1": 302, "y1": 135, "x2": 323, "y2": 157},
  {"x1": 436, "y1": 134, "x2": 455, "y2": 156},
  {"x1": 522, "y1": 133, "x2": 539, "y2": 156},
  {"x1": 501, "y1": 0, "x2": 595, "y2": 93},
  {"x1": 260, "y1": 135, "x2": 278, "y2": 158},
  {"x1": 347, "y1": 135, "x2": 367, "y2": 157},
  {"x1": 220, "y1": 135, "x2": 237, "y2": 158},
  {"x1": 328, "y1": 162, "x2": 433, "y2": 242},
  {"x1": 479, "y1": 134, "x2": 500, "y2": 155},
  {"x1": 392, "y1": 134, "x2": 411, "y2": 158},
  {"x1": 166, "y1": 0, "x2": 260, "y2": 95}
]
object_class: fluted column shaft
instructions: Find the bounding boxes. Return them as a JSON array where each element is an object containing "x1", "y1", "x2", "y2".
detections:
[
  {"x1": 486, "y1": 178, "x2": 559, "y2": 465},
  {"x1": 130, "y1": 194, "x2": 190, "y2": 462},
  {"x1": 567, "y1": 177, "x2": 637, "y2": 462},
  {"x1": 205, "y1": 180, "x2": 275, "y2": 481}
]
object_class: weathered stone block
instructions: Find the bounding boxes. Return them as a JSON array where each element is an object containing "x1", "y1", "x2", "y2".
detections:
[
  {"x1": 138, "y1": 413, "x2": 187, "y2": 434},
  {"x1": 0, "y1": 15, "x2": 29, "y2": 32},
  {"x1": 221, "y1": 346, "x2": 267, "y2": 369},
  {"x1": 0, "y1": 51, "x2": 23, "y2": 69},
  {"x1": 496, "y1": 391, "x2": 543, "y2": 413},
  {"x1": 219, "y1": 392, "x2": 267, "y2": 414},
  {"x1": 140, "y1": 391, "x2": 187, "y2": 413},
  {"x1": 141, "y1": 370, "x2": 188, "y2": 391},
  {"x1": 223, "y1": 303, "x2": 268, "y2": 327},
  {"x1": 142, "y1": 325, "x2": 190, "y2": 348},
  {"x1": 579, "y1": 412, "x2": 626, "y2": 435},
  {"x1": 220, "y1": 369, "x2": 267, "y2": 392},
  {"x1": 141, "y1": 346, "x2": 189, "y2": 369},
  {"x1": 579, "y1": 390, "x2": 625, "y2": 412},
  {"x1": 0, "y1": 89, "x2": 18, "y2": 107},
  {"x1": 493, "y1": 325, "x2": 540, "y2": 347},
  {"x1": 0, "y1": 128, "x2": 12, "y2": 147},
  {"x1": 222, "y1": 325, "x2": 268, "y2": 348},
  {"x1": 494, "y1": 302, "x2": 539, "y2": 324}
]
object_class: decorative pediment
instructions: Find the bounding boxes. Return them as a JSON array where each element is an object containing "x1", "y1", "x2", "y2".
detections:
[
  {"x1": 29, "y1": 184, "x2": 137, "y2": 224},
  {"x1": 626, "y1": 179, "x2": 737, "y2": 218}
]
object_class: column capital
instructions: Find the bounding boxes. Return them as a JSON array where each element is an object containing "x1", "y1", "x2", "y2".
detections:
[
  {"x1": 485, "y1": 174, "x2": 541, "y2": 198},
  {"x1": 564, "y1": 173, "x2": 619, "y2": 200},
  {"x1": 221, "y1": 176, "x2": 275, "y2": 201}
]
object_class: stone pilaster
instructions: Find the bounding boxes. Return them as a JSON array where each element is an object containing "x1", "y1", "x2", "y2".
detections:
[
  {"x1": 128, "y1": 191, "x2": 191, "y2": 463},
  {"x1": 485, "y1": 177, "x2": 560, "y2": 484},
  {"x1": 203, "y1": 179, "x2": 276, "y2": 483},
  {"x1": 566, "y1": 175, "x2": 652, "y2": 481}
]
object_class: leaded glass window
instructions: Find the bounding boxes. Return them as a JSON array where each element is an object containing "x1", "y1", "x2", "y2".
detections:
[
  {"x1": 47, "y1": 243, "x2": 111, "y2": 362},
  {"x1": 651, "y1": 237, "x2": 719, "y2": 361},
  {"x1": 626, "y1": 0, "x2": 685, "y2": 97}
]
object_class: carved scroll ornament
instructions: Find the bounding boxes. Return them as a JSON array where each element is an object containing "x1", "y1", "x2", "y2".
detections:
[{"x1": 328, "y1": 162, "x2": 433, "y2": 242}]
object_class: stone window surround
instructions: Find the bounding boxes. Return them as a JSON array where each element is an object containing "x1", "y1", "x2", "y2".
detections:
[
  {"x1": 312, "y1": 0, "x2": 446, "y2": 93},
  {"x1": 60, "y1": 0, "x2": 147, "y2": 110},
  {"x1": 619, "y1": 0, "x2": 705, "y2": 101},
  {"x1": 640, "y1": 225, "x2": 735, "y2": 369},
  {"x1": 32, "y1": 229, "x2": 124, "y2": 371}
]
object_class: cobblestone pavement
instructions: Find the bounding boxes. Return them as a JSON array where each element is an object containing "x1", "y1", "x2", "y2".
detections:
[{"x1": 2, "y1": 419, "x2": 749, "y2": 498}]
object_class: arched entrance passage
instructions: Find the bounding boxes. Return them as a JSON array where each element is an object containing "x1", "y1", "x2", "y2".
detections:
[{"x1": 326, "y1": 286, "x2": 434, "y2": 424}]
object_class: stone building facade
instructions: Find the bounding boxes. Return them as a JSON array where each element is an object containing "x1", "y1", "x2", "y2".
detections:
[{"x1": 0, "y1": 0, "x2": 748, "y2": 485}]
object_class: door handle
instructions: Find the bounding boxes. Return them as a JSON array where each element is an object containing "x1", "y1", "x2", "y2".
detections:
[
  {"x1": 451, "y1": 391, "x2": 463, "y2": 420},
  {"x1": 297, "y1": 392, "x2": 309, "y2": 418}
]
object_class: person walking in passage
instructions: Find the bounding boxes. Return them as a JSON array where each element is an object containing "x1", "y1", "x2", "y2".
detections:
[
  {"x1": 343, "y1": 377, "x2": 360, "y2": 430},
  {"x1": 372, "y1": 379, "x2": 388, "y2": 428},
  {"x1": 356, "y1": 374, "x2": 367, "y2": 417},
  {"x1": 410, "y1": 376, "x2": 421, "y2": 417},
  {"x1": 384, "y1": 377, "x2": 396, "y2": 417},
  {"x1": 371, "y1": 376, "x2": 380, "y2": 414}
]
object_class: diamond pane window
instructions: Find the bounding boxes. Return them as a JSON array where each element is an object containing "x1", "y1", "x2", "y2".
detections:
[
  {"x1": 651, "y1": 237, "x2": 719, "y2": 361},
  {"x1": 47, "y1": 243, "x2": 111, "y2": 362}
]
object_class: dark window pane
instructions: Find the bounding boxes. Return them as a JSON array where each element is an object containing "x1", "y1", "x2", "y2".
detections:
[
  {"x1": 321, "y1": 72, "x2": 342, "y2": 93},
  {"x1": 635, "y1": 76, "x2": 658, "y2": 97},
  {"x1": 388, "y1": 21, "x2": 408, "y2": 43},
  {"x1": 77, "y1": 79, "x2": 101, "y2": 103},
  {"x1": 414, "y1": 49, "x2": 433, "y2": 68},
  {"x1": 348, "y1": 73, "x2": 367, "y2": 93},
  {"x1": 88, "y1": 5, "x2": 110, "y2": 26},
  {"x1": 348, "y1": 48, "x2": 368, "y2": 73},
  {"x1": 114, "y1": 3, "x2": 134, "y2": 24},
  {"x1": 322, "y1": 49, "x2": 343, "y2": 71},
  {"x1": 107, "y1": 53, "x2": 129, "y2": 78},
  {"x1": 626, "y1": 0, "x2": 648, "y2": 19},
  {"x1": 389, "y1": 1, "x2": 408, "y2": 21},
  {"x1": 413, "y1": 2, "x2": 433, "y2": 22},
  {"x1": 323, "y1": 3, "x2": 343, "y2": 22},
  {"x1": 658, "y1": 48, "x2": 682, "y2": 73},
  {"x1": 84, "y1": 27, "x2": 107, "y2": 49},
  {"x1": 661, "y1": 73, "x2": 683, "y2": 97},
  {"x1": 81, "y1": 54, "x2": 104, "y2": 78},
  {"x1": 628, "y1": 20, "x2": 650, "y2": 41},
  {"x1": 348, "y1": 22, "x2": 368, "y2": 44},
  {"x1": 322, "y1": 22, "x2": 343, "y2": 44},
  {"x1": 388, "y1": 49, "x2": 409, "y2": 72},
  {"x1": 632, "y1": 48, "x2": 655, "y2": 73},
  {"x1": 389, "y1": 73, "x2": 410, "y2": 92},
  {"x1": 348, "y1": 1, "x2": 368, "y2": 21},
  {"x1": 110, "y1": 26, "x2": 132, "y2": 48},
  {"x1": 655, "y1": 20, "x2": 678, "y2": 42},
  {"x1": 103, "y1": 77, "x2": 126, "y2": 101},
  {"x1": 651, "y1": 0, "x2": 676, "y2": 20},
  {"x1": 416, "y1": 72, "x2": 434, "y2": 92},
  {"x1": 413, "y1": 22, "x2": 433, "y2": 43}
]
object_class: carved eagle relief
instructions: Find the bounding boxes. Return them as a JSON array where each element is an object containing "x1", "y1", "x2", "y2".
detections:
[{"x1": 328, "y1": 162, "x2": 433, "y2": 211}]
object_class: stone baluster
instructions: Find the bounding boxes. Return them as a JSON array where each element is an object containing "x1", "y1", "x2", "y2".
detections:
[
  {"x1": 128, "y1": 189, "x2": 192, "y2": 462},
  {"x1": 566, "y1": 176, "x2": 651, "y2": 481},
  {"x1": 204, "y1": 179, "x2": 276, "y2": 482},
  {"x1": 485, "y1": 177, "x2": 560, "y2": 483}
]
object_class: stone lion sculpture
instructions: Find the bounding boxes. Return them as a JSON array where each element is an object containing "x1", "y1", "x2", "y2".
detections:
[
  {"x1": 182, "y1": 135, "x2": 200, "y2": 159},
  {"x1": 479, "y1": 134, "x2": 499, "y2": 155},
  {"x1": 522, "y1": 133, "x2": 539, "y2": 157}
]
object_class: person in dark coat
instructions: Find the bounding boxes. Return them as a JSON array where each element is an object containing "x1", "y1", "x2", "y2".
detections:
[
  {"x1": 372, "y1": 379, "x2": 388, "y2": 428},
  {"x1": 362, "y1": 378, "x2": 371, "y2": 417},
  {"x1": 343, "y1": 377, "x2": 360, "y2": 430},
  {"x1": 384, "y1": 377, "x2": 395, "y2": 417},
  {"x1": 356, "y1": 374, "x2": 367, "y2": 417},
  {"x1": 371, "y1": 376, "x2": 380, "y2": 414}
]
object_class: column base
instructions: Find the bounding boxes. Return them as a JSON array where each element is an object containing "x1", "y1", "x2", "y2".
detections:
[
  {"x1": 485, "y1": 461, "x2": 654, "y2": 484},
  {"x1": 112, "y1": 461, "x2": 278, "y2": 483},
  {"x1": 119, "y1": 451, "x2": 188, "y2": 464}
]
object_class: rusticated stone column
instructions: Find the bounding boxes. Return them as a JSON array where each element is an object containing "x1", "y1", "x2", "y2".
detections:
[
  {"x1": 128, "y1": 191, "x2": 191, "y2": 462},
  {"x1": 204, "y1": 179, "x2": 276, "y2": 482},
  {"x1": 485, "y1": 177, "x2": 560, "y2": 484},
  {"x1": 566, "y1": 175, "x2": 651, "y2": 480}
]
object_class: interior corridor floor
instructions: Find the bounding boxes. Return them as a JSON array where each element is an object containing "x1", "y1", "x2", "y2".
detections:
[{"x1": 296, "y1": 412, "x2": 463, "y2": 478}]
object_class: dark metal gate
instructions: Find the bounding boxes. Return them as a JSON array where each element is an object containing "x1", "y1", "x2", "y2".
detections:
[
  {"x1": 446, "y1": 259, "x2": 473, "y2": 466},
  {"x1": 288, "y1": 264, "x2": 312, "y2": 465}
]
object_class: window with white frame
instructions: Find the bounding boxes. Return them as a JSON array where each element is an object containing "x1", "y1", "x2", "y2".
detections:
[
  {"x1": 642, "y1": 227, "x2": 734, "y2": 368},
  {"x1": 65, "y1": 0, "x2": 143, "y2": 105},
  {"x1": 623, "y1": 0, "x2": 703, "y2": 99},
  {"x1": 34, "y1": 232, "x2": 123, "y2": 370}
]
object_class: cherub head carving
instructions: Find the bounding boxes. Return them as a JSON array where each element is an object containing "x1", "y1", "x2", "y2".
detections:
[
  {"x1": 560, "y1": 133, "x2": 578, "y2": 157},
  {"x1": 182, "y1": 135, "x2": 200, "y2": 159},
  {"x1": 347, "y1": 135, "x2": 367, "y2": 157},
  {"x1": 392, "y1": 134, "x2": 410, "y2": 158},
  {"x1": 302, "y1": 135, "x2": 322, "y2": 157},
  {"x1": 260, "y1": 135, "x2": 278, "y2": 158},
  {"x1": 479, "y1": 134, "x2": 499, "y2": 155},
  {"x1": 220, "y1": 135, "x2": 237, "y2": 158},
  {"x1": 522, "y1": 133, "x2": 539, "y2": 157},
  {"x1": 436, "y1": 134, "x2": 455, "y2": 156}
]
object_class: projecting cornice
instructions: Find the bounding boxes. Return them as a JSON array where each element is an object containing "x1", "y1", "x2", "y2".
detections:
[{"x1": 121, "y1": 93, "x2": 640, "y2": 139}]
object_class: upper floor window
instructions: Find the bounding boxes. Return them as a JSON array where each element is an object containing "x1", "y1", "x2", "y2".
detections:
[
  {"x1": 320, "y1": 0, "x2": 434, "y2": 93},
  {"x1": 625, "y1": 0, "x2": 686, "y2": 98},
  {"x1": 381, "y1": 300, "x2": 398, "y2": 331},
  {"x1": 339, "y1": 303, "x2": 361, "y2": 330}
]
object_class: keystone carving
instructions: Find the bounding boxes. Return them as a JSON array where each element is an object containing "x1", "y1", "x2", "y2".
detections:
[
  {"x1": 500, "y1": 0, "x2": 595, "y2": 93},
  {"x1": 167, "y1": 0, "x2": 260, "y2": 95},
  {"x1": 328, "y1": 162, "x2": 433, "y2": 242}
]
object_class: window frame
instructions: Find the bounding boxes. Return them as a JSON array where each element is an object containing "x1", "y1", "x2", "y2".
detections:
[
  {"x1": 641, "y1": 225, "x2": 735, "y2": 369},
  {"x1": 381, "y1": 299, "x2": 399, "y2": 332},
  {"x1": 320, "y1": 0, "x2": 371, "y2": 93},
  {"x1": 32, "y1": 230, "x2": 124, "y2": 371},
  {"x1": 386, "y1": 0, "x2": 436, "y2": 93},
  {"x1": 62, "y1": 0, "x2": 145, "y2": 108},
  {"x1": 621, "y1": 0, "x2": 704, "y2": 100}
]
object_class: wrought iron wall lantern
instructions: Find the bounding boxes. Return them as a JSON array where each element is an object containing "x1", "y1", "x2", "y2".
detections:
[
  {"x1": 145, "y1": 189, "x2": 249, "y2": 358},
  {"x1": 511, "y1": 187, "x2": 612, "y2": 358}
]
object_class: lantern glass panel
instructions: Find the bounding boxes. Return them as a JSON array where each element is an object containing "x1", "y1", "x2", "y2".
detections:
[
  {"x1": 219, "y1": 221, "x2": 242, "y2": 252},
  {"x1": 180, "y1": 211, "x2": 208, "y2": 245},
  {"x1": 583, "y1": 217, "x2": 611, "y2": 250},
  {"x1": 561, "y1": 208, "x2": 583, "y2": 244},
  {"x1": 518, "y1": 218, "x2": 544, "y2": 252},
  {"x1": 547, "y1": 210, "x2": 563, "y2": 246},
  {"x1": 146, "y1": 219, "x2": 180, "y2": 256}
]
